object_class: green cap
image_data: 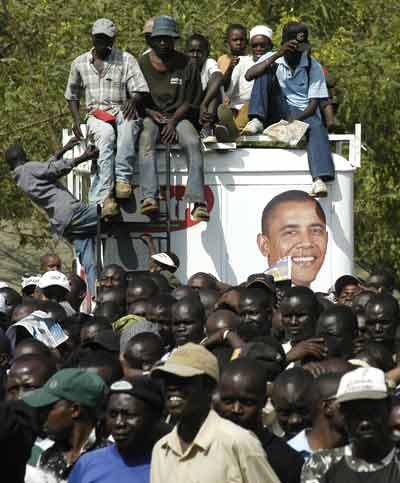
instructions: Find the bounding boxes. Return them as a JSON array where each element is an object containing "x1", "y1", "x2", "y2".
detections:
[{"x1": 23, "y1": 368, "x2": 108, "y2": 408}]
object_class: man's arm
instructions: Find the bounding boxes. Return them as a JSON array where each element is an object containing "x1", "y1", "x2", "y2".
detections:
[
  {"x1": 201, "y1": 71, "x2": 224, "y2": 108},
  {"x1": 65, "y1": 59, "x2": 84, "y2": 139},
  {"x1": 291, "y1": 99, "x2": 319, "y2": 121},
  {"x1": 245, "y1": 40, "x2": 298, "y2": 81},
  {"x1": 38, "y1": 140, "x2": 98, "y2": 181},
  {"x1": 122, "y1": 53, "x2": 150, "y2": 120},
  {"x1": 223, "y1": 56, "x2": 240, "y2": 89}
]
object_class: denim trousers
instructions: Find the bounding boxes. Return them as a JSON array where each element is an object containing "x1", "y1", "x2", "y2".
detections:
[
  {"x1": 138, "y1": 117, "x2": 205, "y2": 203},
  {"x1": 87, "y1": 112, "x2": 142, "y2": 204},
  {"x1": 64, "y1": 204, "x2": 98, "y2": 296},
  {"x1": 248, "y1": 71, "x2": 335, "y2": 181}
]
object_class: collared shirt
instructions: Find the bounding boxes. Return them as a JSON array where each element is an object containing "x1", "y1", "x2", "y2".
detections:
[
  {"x1": 301, "y1": 444, "x2": 400, "y2": 483},
  {"x1": 226, "y1": 55, "x2": 256, "y2": 110},
  {"x1": 257, "y1": 51, "x2": 328, "y2": 110},
  {"x1": 150, "y1": 409, "x2": 280, "y2": 483},
  {"x1": 65, "y1": 47, "x2": 149, "y2": 115},
  {"x1": 13, "y1": 156, "x2": 84, "y2": 240},
  {"x1": 288, "y1": 428, "x2": 313, "y2": 459}
]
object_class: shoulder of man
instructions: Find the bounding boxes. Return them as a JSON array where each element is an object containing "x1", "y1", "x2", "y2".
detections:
[
  {"x1": 71, "y1": 50, "x2": 91, "y2": 66},
  {"x1": 301, "y1": 445, "x2": 346, "y2": 482}
]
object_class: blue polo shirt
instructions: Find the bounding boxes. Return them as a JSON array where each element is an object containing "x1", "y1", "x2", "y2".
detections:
[
  {"x1": 68, "y1": 445, "x2": 150, "y2": 483},
  {"x1": 257, "y1": 51, "x2": 328, "y2": 110}
]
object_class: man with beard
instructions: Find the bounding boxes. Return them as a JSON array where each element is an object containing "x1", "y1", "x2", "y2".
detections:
[
  {"x1": 138, "y1": 16, "x2": 208, "y2": 221},
  {"x1": 150, "y1": 343, "x2": 280, "y2": 483},
  {"x1": 365, "y1": 293, "x2": 399, "y2": 354},
  {"x1": 69, "y1": 376, "x2": 169, "y2": 482},
  {"x1": 315, "y1": 305, "x2": 358, "y2": 359},
  {"x1": 302, "y1": 367, "x2": 400, "y2": 482},
  {"x1": 279, "y1": 286, "x2": 326, "y2": 364},
  {"x1": 257, "y1": 191, "x2": 328, "y2": 287}
]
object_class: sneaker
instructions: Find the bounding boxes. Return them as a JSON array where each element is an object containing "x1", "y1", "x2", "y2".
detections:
[
  {"x1": 191, "y1": 203, "x2": 210, "y2": 222},
  {"x1": 310, "y1": 178, "x2": 328, "y2": 198},
  {"x1": 242, "y1": 118, "x2": 264, "y2": 135},
  {"x1": 115, "y1": 181, "x2": 132, "y2": 199},
  {"x1": 101, "y1": 197, "x2": 120, "y2": 218},
  {"x1": 217, "y1": 105, "x2": 240, "y2": 142},
  {"x1": 140, "y1": 197, "x2": 159, "y2": 216}
]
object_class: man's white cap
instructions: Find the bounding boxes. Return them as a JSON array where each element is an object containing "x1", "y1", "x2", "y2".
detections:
[
  {"x1": 92, "y1": 18, "x2": 116, "y2": 38},
  {"x1": 38, "y1": 271, "x2": 71, "y2": 292},
  {"x1": 21, "y1": 275, "x2": 41, "y2": 289},
  {"x1": 151, "y1": 253, "x2": 177, "y2": 269},
  {"x1": 250, "y1": 25, "x2": 273, "y2": 41},
  {"x1": 0, "y1": 281, "x2": 9, "y2": 289},
  {"x1": 336, "y1": 367, "x2": 388, "y2": 404}
]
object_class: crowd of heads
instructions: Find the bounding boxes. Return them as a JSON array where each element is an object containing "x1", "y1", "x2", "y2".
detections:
[{"x1": 1, "y1": 248, "x2": 400, "y2": 481}]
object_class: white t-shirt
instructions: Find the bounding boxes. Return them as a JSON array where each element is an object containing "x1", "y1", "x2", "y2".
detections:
[
  {"x1": 200, "y1": 58, "x2": 221, "y2": 91},
  {"x1": 226, "y1": 55, "x2": 256, "y2": 110}
]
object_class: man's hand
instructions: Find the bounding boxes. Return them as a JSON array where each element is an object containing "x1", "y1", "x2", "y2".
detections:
[
  {"x1": 76, "y1": 145, "x2": 99, "y2": 164},
  {"x1": 122, "y1": 99, "x2": 138, "y2": 120},
  {"x1": 228, "y1": 56, "x2": 240, "y2": 69},
  {"x1": 277, "y1": 40, "x2": 298, "y2": 57},
  {"x1": 286, "y1": 338, "x2": 328, "y2": 363},
  {"x1": 200, "y1": 105, "x2": 215, "y2": 126},
  {"x1": 147, "y1": 109, "x2": 168, "y2": 125},
  {"x1": 63, "y1": 137, "x2": 81, "y2": 152},
  {"x1": 161, "y1": 120, "x2": 177, "y2": 144},
  {"x1": 72, "y1": 123, "x2": 84, "y2": 139}
]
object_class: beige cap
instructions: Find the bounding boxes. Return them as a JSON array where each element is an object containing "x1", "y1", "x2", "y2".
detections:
[
  {"x1": 152, "y1": 343, "x2": 219, "y2": 382},
  {"x1": 143, "y1": 17, "x2": 155, "y2": 34}
]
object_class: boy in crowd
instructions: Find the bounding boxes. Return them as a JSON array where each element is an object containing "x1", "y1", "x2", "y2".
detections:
[
  {"x1": 221, "y1": 25, "x2": 273, "y2": 135},
  {"x1": 244, "y1": 21, "x2": 334, "y2": 198},
  {"x1": 186, "y1": 34, "x2": 224, "y2": 140},
  {"x1": 217, "y1": 24, "x2": 248, "y2": 74}
]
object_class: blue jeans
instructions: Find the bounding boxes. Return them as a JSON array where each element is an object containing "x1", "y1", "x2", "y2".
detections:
[
  {"x1": 248, "y1": 71, "x2": 335, "y2": 181},
  {"x1": 138, "y1": 117, "x2": 205, "y2": 203},
  {"x1": 87, "y1": 112, "x2": 142, "y2": 204},
  {"x1": 64, "y1": 204, "x2": 98, "y2": 297}
]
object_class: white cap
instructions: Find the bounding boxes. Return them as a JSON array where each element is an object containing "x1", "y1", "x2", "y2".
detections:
[
  {"x1": 250, "y1": 25, "x2": 273, "y2": 41},
  {"x1": 38, "y1": 271, "x2": 71, "y2": 292},
  {"x1": 0, "y1": 281, "x2": 9, "y2": 289},
  {"x1": 336, "y1": 367, "x2": 388, "y2": 403},
  {"x1": 92, "y1": 18, "x2": 116, "y2": 38},
  {"x1": 21, "y1": 275, "x2": 41, "y2": 290},
  {"x1": 151, "y1": 253, "x2": 177, "y2": 268}
]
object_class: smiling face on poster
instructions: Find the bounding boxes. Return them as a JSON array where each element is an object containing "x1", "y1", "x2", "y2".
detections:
[{"x1": 257, "y1": 190, "x2": 328, "y2": 288}]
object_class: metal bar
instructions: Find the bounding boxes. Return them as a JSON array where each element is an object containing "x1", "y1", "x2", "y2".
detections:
[
  {"x1": 166, "y1": 143, "x2": 172, "y2": 252},
  {"x1": 96, "y1": 204, "x2": 102, "y2": 297}
]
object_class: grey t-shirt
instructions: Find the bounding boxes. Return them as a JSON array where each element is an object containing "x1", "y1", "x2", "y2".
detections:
[{"x1": 13, "y1": 156, "x2": 84, "y2": 239}]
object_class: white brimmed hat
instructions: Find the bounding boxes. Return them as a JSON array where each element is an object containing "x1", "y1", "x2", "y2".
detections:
[
  {"x1": 336, "y1": 367, "x2": 388, "y2": 403},
  {"x1": 38, "y1": 271, "x2": 71, "y2": 292},
  {"x1": 151, "y1": 253, "x2": 177, "y2": 269}
]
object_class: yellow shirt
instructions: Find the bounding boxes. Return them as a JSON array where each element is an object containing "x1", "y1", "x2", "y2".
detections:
[{"x1": 150, "y1": 409, "x2": 281, "y2": 483}]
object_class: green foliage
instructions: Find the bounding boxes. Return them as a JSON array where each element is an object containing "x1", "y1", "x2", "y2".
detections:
[{"x1": 1, "y1": 0, "x2": 399, "y2": 273}]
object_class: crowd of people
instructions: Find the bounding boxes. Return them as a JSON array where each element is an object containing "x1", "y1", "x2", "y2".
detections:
[
  {"x1": 5, "y1": 15, "x2": 337, "y2": 298},
  {"x1": 1, "y1": 252, "x2": 400, "y2": 482}
]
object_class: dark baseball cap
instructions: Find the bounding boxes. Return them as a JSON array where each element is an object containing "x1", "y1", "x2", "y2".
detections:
[
  {"x1": 23, "y1": 368, "x2": 108, "y2": 408},
  {"x1": 82, "y1": 329, "x2": 120, "y2": 352},
  {"x1": 110, "y1": 376, "x2": 164, "y2": 411},
  {"x1": 245, "y1": 273, "x2": 276, "y2": 294}
]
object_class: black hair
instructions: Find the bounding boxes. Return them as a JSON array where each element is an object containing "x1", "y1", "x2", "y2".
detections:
[
  {"x1": 357, "y1": 342, "x2": 395, "y2": 372},
  {"x1": 11, "y1": 352, "x2": 57, "y2": 379},
  {"x1": 172, "y1": 295, "x2": 206, "y2": 323},
  {"x1": 127, "y1": 275, "x2": 158, "y2": 301},
  {"x1": 5, "y1": 143, "x2": 27, "y2": 169},
  {"x1": 123, "y1": 332, "x2": 164, "y2": 364},
  {"x1": 282, "y1": 21, "x2": 309, "y2": 43},
  {"x1": 148, "y1": 272, "x2": 171, "y2": 293},
  {"x1": 186, "y1": 33, "x2": 210, "y2": 54},
  {"x1": 261, "y1": 190, "x2": 326, "y2": 235},
  {"x1": 15, "y1": 338, "x2": 53, "y2": 359},
  {"x1": 93, "y1": 302, "x2": 124, "y2": 323},
  {"x1": 0, "y1": 287, "x2": 22, "y2": 309},
  {"x1": 66, "y1": 272, "x2": 87, "y2": 293},
  {"x1": 188, "y1": 272, "x2": 218, "y2": 291},
  {"x1": 81, "y1": 316, "x2": 112, "y2": 330},
  {"x1": 367, "y1": 267, "x2": 396, "y2": 292},
  {"x1": 226, "y1": 23, "x2": 247, "y2": 39},
  {"x1": 221, "y1": 357, "x2": 268, "y2": 401},
  {"x1": 77, "y1": 348, "x2": 123, "y2": 384},
  {"x1": 272, "y1": 367, "x2": 316, "y2": 403},
  {"x1": 281, "y1": 286, "x2": 321, "y2": 315}
]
